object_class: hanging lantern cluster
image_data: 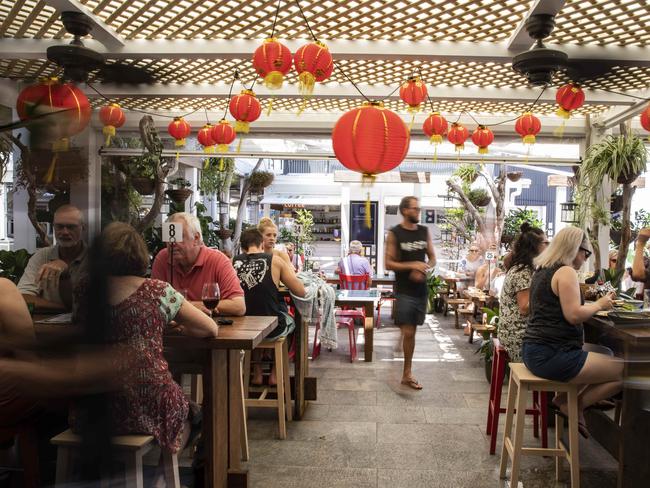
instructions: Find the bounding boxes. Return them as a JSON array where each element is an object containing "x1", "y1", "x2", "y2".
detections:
[
  {"x1": 555, "y1": 83, "x2": 585, "y2": 119},
  {"x1": 16, "y1": 77, "x2": 91, "y2": 183},
  {"x1": 471, "y1": 126, "x2": 494, "y2": 155},
  {"x1": 99, "y1": 103, "x2": 125, "y2": 147},
  {"x1": 515, "y1": 112, "x2": 541, "y2": 145},
  {"x1": 447, "y1": 123, "x2": 469, "y2": 152},
  {"x1": 333, "y1": 101, "x2": 410, "y2": 227}
]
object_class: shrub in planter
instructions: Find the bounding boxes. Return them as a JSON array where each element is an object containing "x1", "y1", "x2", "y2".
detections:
[
  {"x1": 248, "y1": 170, "x2": 275, "y2": 193},
  {"x1": 165, "y1": 177, "x2": 192, "y2": 204},
  {"x1": 467, "y1": 188, "x2": 491, "y2": 207},
  {"x1": 131, "y1": 176, "x2": 156, "y2": 195},
  {"x1": 453, "y1": 164, "x2": 479, "y2": 183}
]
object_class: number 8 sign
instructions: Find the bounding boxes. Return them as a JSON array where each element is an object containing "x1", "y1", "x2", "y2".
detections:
[{"x1": 162, "y1": 222, "x2": 183, "y2": 242}]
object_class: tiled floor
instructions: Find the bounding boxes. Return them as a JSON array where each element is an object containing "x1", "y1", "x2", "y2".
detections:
[{"x1": 244, "y1": 312, "x2": 618, "y2": 488}]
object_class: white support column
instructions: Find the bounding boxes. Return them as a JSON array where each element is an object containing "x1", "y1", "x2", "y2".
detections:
[
  {"x1": 70, "y1": 128, "x2": 101, "y2": 241},
  {"x1": 376, "y1": 186, "x2": 385, "y2": 275},
  {"x1": 184, "y1": 166, "x2": 198, "y2": 214},
  {"x1": 11, "y1": 125, "x2": 36, "y2": 251},
  {"x1": 340, "y1": 183, "x2": 351, "y2": 259}
]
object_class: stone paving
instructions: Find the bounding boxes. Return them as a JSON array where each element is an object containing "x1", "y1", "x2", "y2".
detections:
[{"x1": 244, "y1": 312, "x2": 618, "y2": 488}]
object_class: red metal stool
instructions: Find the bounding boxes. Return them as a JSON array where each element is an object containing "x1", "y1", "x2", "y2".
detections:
[{"x1": 486, "y1": 338, "x2": 548, "y2": 455}]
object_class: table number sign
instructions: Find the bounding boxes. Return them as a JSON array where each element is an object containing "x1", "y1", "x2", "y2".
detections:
[{"x1": 162, "y1": 222, "x2": 183, "y2": 242}]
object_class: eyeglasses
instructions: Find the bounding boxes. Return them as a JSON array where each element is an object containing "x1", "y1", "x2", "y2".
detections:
[
  {"x1": 407, "y1": 207, "x2": 421, "y2": 211},
  {"x1": 469, "y1": 249, "x2": 479, "y2": 253},
  {"x1": 579, "y1": 247, "x2": 592, "y2": 259},
  {"x1": 53, "y1": 223, "x2": 80, "y2": 231}
]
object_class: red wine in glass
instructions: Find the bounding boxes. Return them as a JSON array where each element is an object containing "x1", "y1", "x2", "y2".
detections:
[{"x1": 201, "y1": 282, "x2": 221, "y2": 316}]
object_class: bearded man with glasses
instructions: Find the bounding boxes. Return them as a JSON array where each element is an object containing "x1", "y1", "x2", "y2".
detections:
[{"x1": 18, "y1": 204, "x2": 87, "y2": 312}]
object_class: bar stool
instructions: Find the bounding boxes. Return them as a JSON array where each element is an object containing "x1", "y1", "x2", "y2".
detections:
[
  {"x1": 243, "y1": 336, "x2": 292, "y2": 439},
  {"x1": 499, "y1": 363, "x2": 581, "y2": 488},
  {"x1": 51, "y1": 429, "x2": 180, "y2": 488},
  {"x1": 486, "y1": 338, "x2": 548, "y2": 455}
]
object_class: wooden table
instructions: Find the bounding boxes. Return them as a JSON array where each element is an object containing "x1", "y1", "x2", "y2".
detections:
[
  {"x1": 334, "y1": 289, "x2": 381, "y2": 362},
  {"x1": 164, "y1": 316, "x2": 276, "y2": 488},
  {"x1": 584, "y1": 316, "x2": 650, "y2": 488},
  {"x1": 35, "y1": 314, "x2": 277, "y2": 488}
]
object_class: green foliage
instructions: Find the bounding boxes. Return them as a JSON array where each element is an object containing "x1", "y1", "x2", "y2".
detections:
[
  {"x1": 200, "y1": 157, "x2": 234, "y2": 196},
  {"x1": 142, "y1": 225, "x2": 165, "y2": 259},
  {"x1": 426, "y1": 273, "x2": 446, "y2": 312},
  {"x1": 476, "y1": 305, "x2": 499, "y2": 362},
  {"x1": 0, "y1": 249, "x2": 33, "y2": 284},
  {"x1": 168, "y1": 177, "x2": 191, "y2": 189},
  {"x1": 195, "y1": 202, "x2": 220, "y2": 248},
  {"x1": 453, "y1": 164, "x2": 480, "y2": 183},
  {"x1": 467, "y1": 187, "x2": 491, "y2": 207},
  {"x1": 248, "y1": 170, "x2": 275, "y2": 191},
  {"x1": 294, "y1": 209, "x2": 314, "y2": 246},
  {"x1": 502, "y1": 208, "x2": 544, "y2": 239},
  {"x1": 582, "y1": 134, "x2": 647, "y2": 185}
]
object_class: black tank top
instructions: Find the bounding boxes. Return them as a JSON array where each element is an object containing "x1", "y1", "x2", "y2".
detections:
[
  {"x1": 232, "y1": 252, "x2": 286, "y2": 329},
  {"x1": 390, "y1": 224, "x2": 429, "y2": 297},
  {"x1": 524, "y1": 263, "x2": 583, "y2": 349}
]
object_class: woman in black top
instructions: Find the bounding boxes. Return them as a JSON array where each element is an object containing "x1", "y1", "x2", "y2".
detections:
[{"x1": 522, "y1": 226, "x2": 622, "y2": 436}]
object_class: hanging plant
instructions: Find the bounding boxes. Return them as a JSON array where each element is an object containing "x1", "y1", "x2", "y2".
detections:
[
  {"x1": 165, "y1": 177, "x2": 192, "y2": 204},
  {"x1": 507, "y1": 171, "x2": 523, "y2": 182},
  {"x1": 453, "y1": 164, "x2": 480, "y2": 183},
  {"x1": 467, "y1": 188, "x2": 491, "y2": 207},
  {"x1": 582, "y1": 134, "x2": 647, "y2": 186},
  {"x1": 248, "y1": 170, "x2": 275, "y2": 193},
  {"x1": 200, "y1": 157, "x2": 235, "y2": 196}
]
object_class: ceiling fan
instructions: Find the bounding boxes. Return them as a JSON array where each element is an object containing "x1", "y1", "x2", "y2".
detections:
[
  {"x1": 512, "y1": 13, "x2": 635, "y2": 86},
  {"x1": 45, "y1": 11, "x2": 154, "y2": 85}
]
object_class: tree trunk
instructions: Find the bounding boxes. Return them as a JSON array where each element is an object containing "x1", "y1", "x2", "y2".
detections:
[
  {"x1": 617, "y1": 182, "x2": 635, "y2": 274},
  {"x1": 446, "y1": 179, "x2": 487, "y2": 236},
  {"x1": 232, "y1": 158, "x2": 264, "y2": 255}
]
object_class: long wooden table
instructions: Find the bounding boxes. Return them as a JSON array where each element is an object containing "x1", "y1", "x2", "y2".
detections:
[
  {"x1": 35, "y1": 314, "x2": 277, "y2": 488},
  {"x1": 584, "y1": 316, "x2": 650, "y2": 488}
]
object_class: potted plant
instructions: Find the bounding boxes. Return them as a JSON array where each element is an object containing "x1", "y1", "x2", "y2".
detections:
[
  {"x1": 501, "y1": 208, "x2": 544, "y2": 247},
  {"x1": 582, "y1": 134, "x2": 647, "y2": 186},
  {"x1": 0, "y1": 249, "x2": 33, "y2": 284},
  {"x1": 248, "y1": 170, "x2": 275, "y2": 193},
  {"x1": 165, "y1": 177, "x2": 193, "y2": 204},
  {"x1": 507, "y1": 171, "x2": 523, "y2": 182},
  {"x1": 476, "y1": 305, "x2": 499, "y2": 383},
  {"x1": 453, "y1": 164, "x2": 479, "y2": 184},
  {"x1": 467, "y1": 187, "x2": 491, "y2": 207},
  {"x1": 426, "y1": 273, "x2": 446, "y2": 313}
]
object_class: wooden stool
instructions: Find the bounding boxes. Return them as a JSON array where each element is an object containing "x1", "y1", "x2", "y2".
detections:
[
  {"x1": 467, "y1": 322, "x2": 496, "y2": 344},
  {"x1": 243, "y1": 336, "x2": 293, "y2": 439},
  {"x1": 456, "y1": 307, "x2": 474, "y2": 329},
  {"x1": 0, "y1": 424, "x2": 39, "y2": 488},
  {"x1": 486, "y1": 340, "x2": 548, "y2": 455},
  {"x1": 499, "y1": 363, "x2": 580, "y2": 488},
  {"x1": 51, "y1": 429, "x2": 180, "y2": 488}
]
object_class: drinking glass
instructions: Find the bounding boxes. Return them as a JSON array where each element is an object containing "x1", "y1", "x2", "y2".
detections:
[{"x1": 201, "y1": 283, "x2": 221, "y2": 316}]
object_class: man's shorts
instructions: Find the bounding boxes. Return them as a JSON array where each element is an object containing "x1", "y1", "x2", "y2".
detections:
[{"x1": 394, "y1": 294, "x2": 427, "y2": 326}]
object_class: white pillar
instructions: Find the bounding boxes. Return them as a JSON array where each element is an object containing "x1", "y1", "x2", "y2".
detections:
[
  {"x1": 340, "y1": 183, "x2": 350, "y2": 259},
  {"x1": 184, "y1": 166, "x2": 198, "y2": 214},
  {"x1": 70, "y1": 128, "x2": 101, "y2": 241},
  {"x1": 376, "y1": 185, "x2": 385, "y2": 275},
  {"x1": 11, "y1": 126, "x2": 36, "y2": 251}
]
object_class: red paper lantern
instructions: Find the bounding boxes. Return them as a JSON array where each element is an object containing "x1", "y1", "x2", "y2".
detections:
[
  {"x1": 422, "y1": 112, "x2": 448, "y2": 144},
  {"x1": 99, "y1": 103, "x2": 125, "y2": 146},
  {"x1": 447, "y1": 123, "x2": 469, "y2": 152},
  {"x1": 640, "y1": 104, "x2": 650, "y2": 134},
  {"x1": 211, "y1": 119, "x2": 236, "y2": 152},
  {"x1": 556, "y1": 83, "x2": 585, "y2": 119},
  {"x1": 229, "y1": 89, "x2": 262, "y2": 133},
  {"x1": 293, "y1": 41, "x2": 334, "y2": 95},
  {"x1": 399, "y1": 77, "x2": 428, "y2": 112},
  {"x1": 332, "y1": 101, "x2": 410, "y2": 176},
  {"x1": 471, "y1": 126, "x2": 494, "y2": 155},
  {"x1": 252, "y1": 38, "x2": 293, "y2": 90},
  {"x1": 16, "y1": 77, "x2": 91, "y2": 147},
  {"x1": 17, "y1": 77, "x2": 91, "y2": 183},
  {"x1": 514, "y1": 112, "x2": 541, "y2": 145},
  {"x1": 167, "y1": 117, "x2": 191, "y2": 147},
  {"x1": 197, "y1": 124, "x2": 215, "y2": 153}
]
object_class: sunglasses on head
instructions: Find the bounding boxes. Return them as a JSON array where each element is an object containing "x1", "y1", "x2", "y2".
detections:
[{"x1": 579, "y1": 247, "x2": 592, "y2": 259}]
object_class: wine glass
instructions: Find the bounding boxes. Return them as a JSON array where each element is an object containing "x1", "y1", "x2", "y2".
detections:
[{"x1": 201, "y1": 282, "x2": 221, "y2": 317}]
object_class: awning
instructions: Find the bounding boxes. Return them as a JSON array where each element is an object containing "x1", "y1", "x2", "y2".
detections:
[
  {"x1": 261, "y1": 194, "x2": 341, "y2": 206},
  {"x1": 384, "y1": 195, "x2": 447, "y2": 207}
]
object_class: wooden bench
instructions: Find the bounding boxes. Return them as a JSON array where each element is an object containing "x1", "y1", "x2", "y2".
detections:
[
  {"x1": 467, "y1": 322, "x2": 496, "y2": 344},
  {"x1": 51, "y1": 429, "x2": 180, "y2": 488}
]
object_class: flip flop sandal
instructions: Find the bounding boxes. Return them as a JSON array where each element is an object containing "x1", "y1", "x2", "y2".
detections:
[{"x1": 401, "y1": 378, "x2": 423, "y2": 390}]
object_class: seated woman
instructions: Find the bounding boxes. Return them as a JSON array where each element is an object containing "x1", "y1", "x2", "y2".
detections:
[
  {"x1": 99, "y1": 222, "x2": 218, "y2": 486},
  {"x1": 234, "y1": 228, "x2": 306, "y2": 385},
  {"x1": 459, "y1": 243, "x2": 484, "y2": 290},
  {"x1": 258, "y1": 217, "x2": 292, "y2": 265},
  {"x1": 284, "y1": 242, "x2": 303, "y2": 273},
  {"x1": 522, "y1": 226, "x2": 622, "y2": 437},
  {"x1": 498, "y1": 223, "x2": 548, "y2": 363}
]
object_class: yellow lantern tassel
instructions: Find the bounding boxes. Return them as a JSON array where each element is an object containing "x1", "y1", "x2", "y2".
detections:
[
  {"x1": 408, "y1": 113, "x2": 416, "y2": 131},
  {"x1": 365, "y1": 192, "x2": 371, "y2": 229},
  {"x1": 175, "y1": 138, "x2": 185, "y2": 147},
  {"x1": 236, "y1": 137, "x2": 243, "y2": 153},
  {"x1": 553, "y1": 120, "x2": 567, "y2": 138},
  {"x1": 264, "y1": 71, "x2": 284, "y2": 90},
  {"x1": 429, "y1": 134, "x2": 443, "y2": 144},
  {"x1": 219, "y1": 158, "x2": 224, "y2": 171},
  {"x1": 478, "y1": 147, "x2": 488, "y2": 155},
  {"x1": 103, "y1": 125, "x2": 115, "y2": 146},
  {"x1": 522, "y1": 134, "x2": 536, "y2": 145},
  {"x1": 216, "y1": 144, "x2": 228, "y2": 153},
  {"x1": 556, "y1": 107, "x2": 571, "y2": 119},
  {"x1": 298, "y1": 71, "x2": 316, "y2": 96},
  {"x1": 203, "y1": 146, "x2": 213, "y2": 154},
  {"x1": 297, "y1": 97, "x2": 309, "y2": 116},
  {"x1": 234, "y1": 121, "x2": 250, "y2": 133},
  {"x1": 203, "y1": 158, "x2": 210, "y2": 170},
  {"x1": 432, "y1": 144, "x2": 438, "y2": 163},
  {"x1": 44, "y1": 152, "x2": 58, "y2": 184}
]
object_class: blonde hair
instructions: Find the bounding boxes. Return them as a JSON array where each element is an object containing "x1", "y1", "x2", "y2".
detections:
[
  {"x1": 534, "y1": 226, "x2": 588, "y2": 269},
  {"x1": 258, "y1": 217, "x2": 277, "y2": 233}
]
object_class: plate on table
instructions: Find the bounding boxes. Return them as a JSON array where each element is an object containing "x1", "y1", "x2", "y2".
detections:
[{"x1": 607, "y1": 310, "x2": 650, "y2": 325}]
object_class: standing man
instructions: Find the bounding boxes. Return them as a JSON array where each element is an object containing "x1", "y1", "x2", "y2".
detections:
[
  {"x1": 385, "y1": 196, "x2": 436, "y2": 390},
  {"x1": 151, "y1": 212, "x2": 245, "y2": 316},
  {"x1": 18, "y1": 204, "x2": 88, "y2": 311}
]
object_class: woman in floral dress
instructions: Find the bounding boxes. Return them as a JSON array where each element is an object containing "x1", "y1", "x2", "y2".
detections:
[
  {"x1": 498, "y1": 223, "x2": 548, "y2": 362},
  {"x1": 100, "y1": 223, "x2": 218, "y2": 484}
]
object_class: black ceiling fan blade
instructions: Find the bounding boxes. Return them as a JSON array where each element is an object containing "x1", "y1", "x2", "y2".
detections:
[
  {"x1": 96, "y1": 63, "x2": 155, "y2": 85},
  {"x1": 0, "y1": 108, "x2": 77, "y2": 134},
  {"x1": 564, "y1": 59, "x2": 619, "y2": 83}
]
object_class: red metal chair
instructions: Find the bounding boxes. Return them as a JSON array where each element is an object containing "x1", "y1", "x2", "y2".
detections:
[{"x1": 486, "y1": 338, "x2": 548, "y2": 455}]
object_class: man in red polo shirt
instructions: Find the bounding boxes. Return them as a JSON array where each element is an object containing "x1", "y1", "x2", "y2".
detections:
[{"x1": 152, "y1": 212, "x2": 245, "y2": 316}]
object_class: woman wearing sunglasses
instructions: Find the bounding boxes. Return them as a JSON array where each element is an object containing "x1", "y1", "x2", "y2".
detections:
[{"x1": 521, "y1": 226, "x2": 622, "y2": 437}]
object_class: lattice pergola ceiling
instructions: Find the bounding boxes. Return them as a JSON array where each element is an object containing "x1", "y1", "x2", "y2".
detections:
[{"x1": 2, "y1": 0, "x2": 650, "y2": 116}]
